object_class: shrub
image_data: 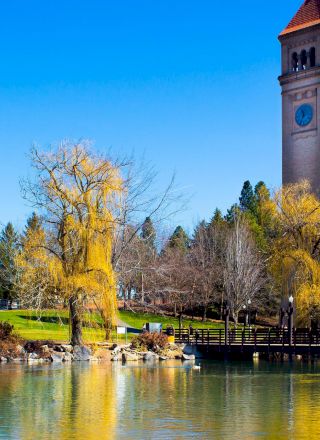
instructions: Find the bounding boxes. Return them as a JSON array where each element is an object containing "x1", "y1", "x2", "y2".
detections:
[
  {"x1": 0, "y1": 321, "x2": 15, "y2": 340},
  {"x1": 131, "y1": 332, "x2": 169, "y2": 351},
  {"x1": 0, "y1": 321, "x2": 23, "y2": 359}
]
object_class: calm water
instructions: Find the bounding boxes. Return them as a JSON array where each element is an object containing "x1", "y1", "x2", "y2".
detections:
[{"x1": 0, "y1": 360, "x2": 320, "y2": 439}]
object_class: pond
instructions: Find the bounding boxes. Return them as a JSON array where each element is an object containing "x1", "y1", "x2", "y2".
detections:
[{"x1": 0, "y1": 360, "x2": 320, "y2": 439}]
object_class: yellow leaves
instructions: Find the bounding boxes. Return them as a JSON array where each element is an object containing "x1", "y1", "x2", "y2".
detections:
[
  {"x1": 268, "y1": 181, "x2": 320, "y2": 324},
  {"x1": 19, "y1": 144, "x2": 124, "y2": 336}
]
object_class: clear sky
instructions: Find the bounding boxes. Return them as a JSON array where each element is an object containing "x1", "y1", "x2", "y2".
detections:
[{"x1": 0, "y1": 0, "x2": 303, "y2": 232}]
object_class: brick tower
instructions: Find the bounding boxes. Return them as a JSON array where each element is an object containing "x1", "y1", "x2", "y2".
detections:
[{"x1": 279, "y1": 0, "x2": 320, "y2": 192}]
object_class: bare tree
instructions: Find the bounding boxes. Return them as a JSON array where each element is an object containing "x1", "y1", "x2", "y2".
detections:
[
  {"x1": 223, "y1": 217, "x2": 265, "y2": 326},
  {"x1": 189, "y1": 221, "x2": 222, "y2": 321}
]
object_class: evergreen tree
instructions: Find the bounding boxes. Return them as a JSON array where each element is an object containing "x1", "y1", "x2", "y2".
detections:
[
  {"x1": 0, "y1": 223, "x2": 19, "y2": 300},
  {"x1": 192, "y1": 220, "x2": 207, "y2": 244},
  {"x1": 168, "y1": 226, "x2": 189, "y2": 252},
  {"x1": 254, "y1": 181, "x2": 269, "y2": 199},
  {"x1": 225, "y1": 204, "x2": 240, "y2": 224},
  {"x1": 239, "y1": 180, "x2": 256, "y2": 214},
  {"x1": 141, "y1": 217, "x2": 156, "y2": 251},
  {"x1": 210, "y1": 208, "x2": 224, "y2": 225},
  {"x1": 24, "y1": 212, "x2": 42, "y2": 235}
]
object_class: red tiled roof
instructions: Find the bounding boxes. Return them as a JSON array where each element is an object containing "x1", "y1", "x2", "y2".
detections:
[{"x1": 280, "y1": 0, "x2": 320, "y2": 36}]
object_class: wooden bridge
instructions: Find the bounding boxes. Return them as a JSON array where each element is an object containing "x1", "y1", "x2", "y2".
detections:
[{"x1": 174, "y1": 327, "x2": 320, "y2": 358}]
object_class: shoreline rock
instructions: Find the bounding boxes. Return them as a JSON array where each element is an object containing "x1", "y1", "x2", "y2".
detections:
[{"x1": 0, "y1": 339, "x2": 187, "y2": 364}]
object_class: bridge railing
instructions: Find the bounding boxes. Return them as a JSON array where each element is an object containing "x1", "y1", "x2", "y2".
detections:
[{"x1": 174, "y1": 327, "x2": 320, "y2": 347}]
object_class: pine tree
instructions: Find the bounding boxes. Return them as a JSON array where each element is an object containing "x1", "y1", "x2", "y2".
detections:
[
  {"x1": 141, "y1": 217, "x2": 156, "y2": 251},
  {"x1": 0, "y1": 223, "x2": 19, "y2": 300},
  {"x1": 254, "y1": 181, "x2": 269, "y2": 199},
  {"x1": 225, "y1": 204, "x2": 240, "y2": 224},
  {"x1": 239, "y1": 180, "x2": 256, "y2": 214},
  {"x1": 24, "y1": 212, "x2": 42, "y2": 235},
  {"x1": 168, "y1": 226, "x2": 189, "y2": 252},
  {"x1": 210, "y1": 208, "x2": 224, "y2": 225}
]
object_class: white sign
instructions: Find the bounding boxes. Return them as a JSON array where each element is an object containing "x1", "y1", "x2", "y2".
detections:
[{"x1": 117, "y1": 326, "x2": 126, "y2": 335}]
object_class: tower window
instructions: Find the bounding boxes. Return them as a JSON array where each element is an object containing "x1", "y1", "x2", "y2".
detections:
[
  {"x1": 292, "y1": 52, "x2": 298, "y2": 71},
  {"x1": 301, "y1": 50, "x2": 307, "y2": 70},
  {"x1": 310, "y1": 47, "x2": 316, "y2": 67}
]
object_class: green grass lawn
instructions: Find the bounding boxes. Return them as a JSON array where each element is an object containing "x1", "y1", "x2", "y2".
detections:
[
  {"x1": 0, "y1": 309, "x2": 105, "y2": 342},
  {"x1": 120, "y1": 310, "x2": 223, "y2": 330},
  {"x1": 0, "y1": 309, "x2": 223, "y2": 342}
]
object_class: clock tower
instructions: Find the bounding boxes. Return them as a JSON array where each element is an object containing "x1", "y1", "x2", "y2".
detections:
[{"x1": 279, "y1": 0, "x2": 320, "y2": 193}]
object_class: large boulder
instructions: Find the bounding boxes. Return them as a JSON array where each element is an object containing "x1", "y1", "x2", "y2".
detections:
[
  {"x1": 28, "y1": 352, "x2": 39, "y2": 360},
  {"x1": 51, "y1": 351, "x2": 65, "y2": 363},
  {"x1": 61, "y1": 345, "x2": 73, "y2": 353},
  {"x1": 63, "y1": 352, "x2": 74, "y2": 362},
  {"x1": 122, "y1": 351, "x2": 140, "y2": 362},
  {"x1": 182, "y1": 353, "x2": 195, "y2": 361},
  {"x1": 73, "y1": 345, "x2": 92, "y2": 361},
  {"x1": 143, "y1": 352, "x2": 158, "y2": 361}
]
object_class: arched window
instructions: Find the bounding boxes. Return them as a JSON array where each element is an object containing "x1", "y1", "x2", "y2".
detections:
[
  {"x1": 292, "y1": 52, "x2": 298, "y2": 71},
  {"x1": 310, "y1": 47, "x2": 316, "y2": 67},
  {"x1": 301, "y1": 50, "x2": 307, "y2": 69}
]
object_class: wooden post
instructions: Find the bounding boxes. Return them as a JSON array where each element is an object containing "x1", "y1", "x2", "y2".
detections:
[
  {"x1": 254, "y1": 328, "x2": 257, "y2": 352},
  {"x1": 242, "y1": 329, "x2": 245, "y2": 351}
]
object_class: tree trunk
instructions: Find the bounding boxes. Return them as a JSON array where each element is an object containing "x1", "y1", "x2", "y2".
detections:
[
  {"x1": 179, "y1": 312, "x2": 183, "y2": 330},
  {"x1": 105, "y1": 322, "x2": 112, "y2": 341},
  {"x1": 141, "y1": 273, "x2": 145, "y2": 304},
  {"x1": 233, "y1": 312, "x2": 238, "y2": 329},
  {"x1": 202, "y1": 306, "x2": 207, "y2": 322},
  {"x1": 220, "y1": 292, "x2": 224, "y2": 320},
  {"x1": 69, "y1": 295, "x2": 83, "y2": 346}
]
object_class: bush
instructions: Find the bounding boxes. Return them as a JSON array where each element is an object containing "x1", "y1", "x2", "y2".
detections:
[
  {"x1": 0, "y1": 321, "x2": 15, "y2": 340},
  {"x1": 0, "y1": 321, "x2": 23, "y2": 359},
  {"x1": 131, "y1": 332, "x2": 169, "y2": 351}
]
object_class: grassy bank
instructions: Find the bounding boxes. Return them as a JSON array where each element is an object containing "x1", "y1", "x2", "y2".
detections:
[
  {"x1": 0, "y1": 309, "x2": 223, "y2": 342},
  {"x1": 120, "y1": 310, "x2": 223, "y2": 331}
]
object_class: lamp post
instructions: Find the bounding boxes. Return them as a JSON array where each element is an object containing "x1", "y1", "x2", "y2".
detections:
[
  {"x1": 287, "y1": 295, "x2": 294, "y2": 347},
  {"x1": 243, "y1": 304, "x2": 248, "y2": 329},
  {"x1": 247, "y1": 299, "x2": 252, "y2": 328}
]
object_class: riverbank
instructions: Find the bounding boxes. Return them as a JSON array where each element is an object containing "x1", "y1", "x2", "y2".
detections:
[
  {"x1": 0, "y1": 340, "x2": 193, "y2": 364},
  {"x1": 0, "y1": 324, "x2": 194, "y2": 364}
]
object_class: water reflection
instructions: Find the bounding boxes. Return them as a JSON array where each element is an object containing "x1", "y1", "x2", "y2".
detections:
[{"x1": 0, "y1": 361, "x2": 320, "y2": 439}]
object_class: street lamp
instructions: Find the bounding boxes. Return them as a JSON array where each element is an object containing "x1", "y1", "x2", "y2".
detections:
[
  {"x1": 243, "y1": 304, "x2": 248, "y2": 328},
  {"x1": 287, "y1": 295, "x2": 294, "y2": 347},
  {"x1": 247, "y1": 299, "x2": 252, "y2": 327}
]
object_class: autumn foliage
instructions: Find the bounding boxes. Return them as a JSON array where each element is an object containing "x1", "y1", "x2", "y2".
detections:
[{"x1": 131, "y1": 332, "x2": 169, "y2": 351}]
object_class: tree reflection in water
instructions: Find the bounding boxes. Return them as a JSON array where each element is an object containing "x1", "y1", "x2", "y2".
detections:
[{"x1": 0, "y1": 361, "x2": 320, "y2": 439}]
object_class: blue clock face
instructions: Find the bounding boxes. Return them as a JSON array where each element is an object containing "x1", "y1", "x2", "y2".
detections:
[{"x1": 295, "y1": 104, "x2": 313, "y2": 127}]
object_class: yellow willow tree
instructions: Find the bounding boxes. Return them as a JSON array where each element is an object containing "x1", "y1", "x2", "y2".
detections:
[
  {"x1": 21, "y1": 143, "x2": 124, "y2": 344},
  {"x1": 268, "y1": 180, "x2": 320, "y2": 325}
]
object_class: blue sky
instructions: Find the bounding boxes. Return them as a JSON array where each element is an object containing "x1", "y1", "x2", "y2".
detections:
[{"x1": 0, "y1": 0, "x2": 303, "y2": 232}]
